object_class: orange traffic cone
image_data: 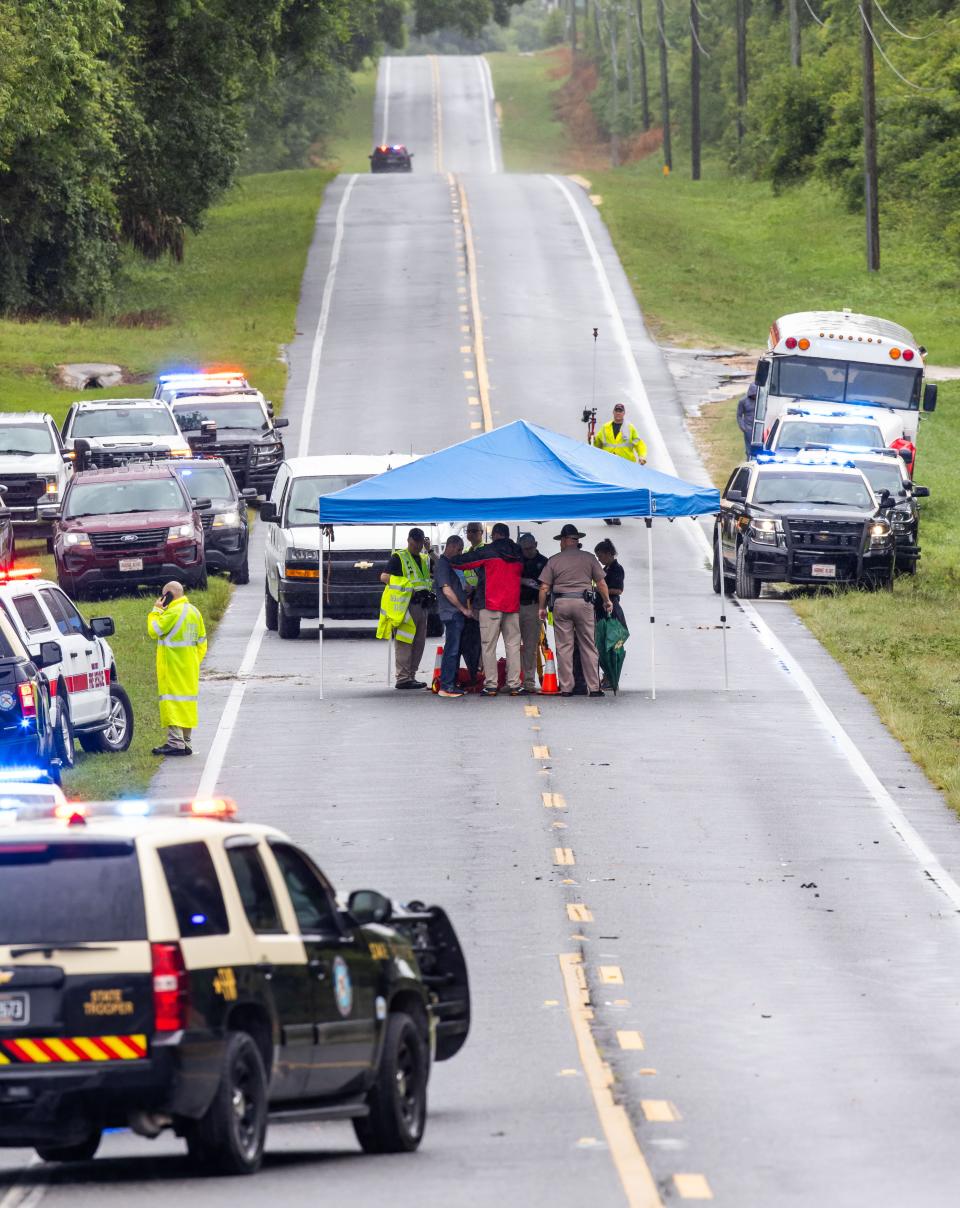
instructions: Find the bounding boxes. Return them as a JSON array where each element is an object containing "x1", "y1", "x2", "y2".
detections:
[
  {"x1": 430, "y1": 645, "x2": 444, "y2": 693},
  {"x1": 540, "y1": 647, "x2": 559, "y2": 695}
]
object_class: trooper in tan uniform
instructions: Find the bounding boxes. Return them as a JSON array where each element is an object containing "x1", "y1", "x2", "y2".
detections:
[{"x1": 538, "y1": 524, "x2": 613, "y2": 697}]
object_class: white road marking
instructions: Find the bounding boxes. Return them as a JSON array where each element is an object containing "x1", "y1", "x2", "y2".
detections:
[
  {"x1": 478, "y1": 55, "x2": 499, "y2": 173},
  {"x1": 549, "y1": 172, "x2": 960, "y2": 911},
  {"x1": 196, "y1": 606, "x2": 267, "y2": 799},
  {"x1": 380, "y1": 56, "x2": 391, "y2": 146},
  {"x1": 0, "y1": 1159, "x2": 44, "y2": 1208},
  {"x1": 297, "y1": 173, "x2": 358, "y2": 459}
]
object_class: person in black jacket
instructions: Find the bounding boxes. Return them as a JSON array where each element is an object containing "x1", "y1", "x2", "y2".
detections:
[
  {"x1": 594, "y1": 539, "x2": 626, "y2": 625},
  {"x1": 518, "y1": 532, "x2": 548, "y2": 691}
]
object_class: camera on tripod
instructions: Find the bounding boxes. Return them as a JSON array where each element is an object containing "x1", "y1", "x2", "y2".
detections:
[{"x1": 581, "y1": 406, "x2": 597, "y2": 425}]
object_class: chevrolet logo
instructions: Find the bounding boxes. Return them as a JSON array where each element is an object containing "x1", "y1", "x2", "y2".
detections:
[
  {"x1": 0, "y1": 971, "x2": 13, "y2": 986},
  {"x1": 354, "y1": 560, "x2": 374, "y2": 570}
]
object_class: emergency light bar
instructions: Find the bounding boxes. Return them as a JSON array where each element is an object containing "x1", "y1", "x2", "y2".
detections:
[
  {"x1": 0, "y1": 796, "x2": 238, "y2": 825},
  {"x1": 755, "y1": 451, "x2": 858, "y2": 469},
  {"x1": 158, "y1": 372, "x2": 248, "y2": 385}
]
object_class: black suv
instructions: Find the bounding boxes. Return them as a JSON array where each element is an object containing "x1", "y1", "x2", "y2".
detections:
[
  {"x1": 0, "y1": 606, "x2": 63, "y2": 781},
  {"x1": 846, "y1": 450, "x2": 929, "y2": 576},
  {"x1": 370, "y1": 144, "x2": 413, "y2": 172},
  {"x1": 0, "y1": 801, "x2": 469, "y2": 1174},
  {"x1": 173, "y1": 459, "x2": 256, "y2": 585},
  {"x1": 714, "y1": 456, "x2": 896, "y2": 597},
  {"x1": 169, "y1": 392, "x2": 288, "y2": 496}
]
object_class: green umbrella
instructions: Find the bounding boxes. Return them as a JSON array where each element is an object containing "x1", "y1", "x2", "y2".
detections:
[{"x1": 595, "y1": 615, "x2": 630, "y2": 694}]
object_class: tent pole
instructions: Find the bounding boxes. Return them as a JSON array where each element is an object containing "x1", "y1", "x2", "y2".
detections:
[
  {"x1": 318, "y1": 523, "x2": 324, "y2": 700},
  {"x1": 645, "y1": 517, "x2": 655, "y2": 701},
  {"x1": 715, "y1": 517, "x2": 729, "y2": 691},
  {"x1": 387, "y1": 524, "x2": 396, "y2": 687}
]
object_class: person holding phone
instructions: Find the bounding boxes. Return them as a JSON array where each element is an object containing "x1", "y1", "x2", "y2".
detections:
[{"x1": 147, "y1": 580, "x2": 207, "y2": 756}]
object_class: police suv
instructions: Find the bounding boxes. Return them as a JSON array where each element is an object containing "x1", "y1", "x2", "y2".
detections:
[
  {"x1": 0, "y1": 414, "x2": 71, "y2": 531},
  {"x1": 0, "y1": 797, "x2": 470, "y2": 1174}
]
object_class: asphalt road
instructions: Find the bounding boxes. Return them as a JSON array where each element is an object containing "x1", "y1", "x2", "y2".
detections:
[{"x1": 6, "y1": 55, "x2": 960, "y2": 1208}]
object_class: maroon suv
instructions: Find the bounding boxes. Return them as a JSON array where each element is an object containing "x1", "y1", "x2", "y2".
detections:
[{"x1": 53, "y1": 465, "x2": 210, "y2": 600}]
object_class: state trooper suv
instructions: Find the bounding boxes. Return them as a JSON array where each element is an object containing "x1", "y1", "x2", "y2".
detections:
[
  {"x1": 0, "y1": 413, "x2": 71, "y2": 530},
  {"x1": 0, "y1": 798, "x2": 470, "y2": 1174}
]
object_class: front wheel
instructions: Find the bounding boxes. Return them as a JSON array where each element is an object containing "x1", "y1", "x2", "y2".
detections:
[
  {"x1": 80, "y1": 683, "x2": 134, "y2": 754},
  {"x1": 711, "y1": 534, "x2": 732, "y2": 595},
  {"x1": 232, "y1": 551, "x2": 250, "y2": 585},
  {"x1": 277, "y1": 599, "x2": 301, "y2": 640},
  {"x1": 353, "y1": 1011, "x2": 428, "y2": 1154},
  {"x1": 186, "y1": 1032, "x2": 267, "y2": 1176},
  {"x1": 735, "y1": 543, "x2": 760, "y2": 600},
  {"x1": 36, "y1": 1130, "x2": 101, "y2": 1163},
  {"x1": 264, "y1": 582, "x2": 278, "y2": 631}
]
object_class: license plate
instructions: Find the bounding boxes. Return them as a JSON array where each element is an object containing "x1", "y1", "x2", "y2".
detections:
[
  {"x1": 0, "y1": 993, "x2": 28, "y2": 1026},
  {"x1": 811, "y1": 563, "x2": 836, "y2": 579},
  {"x1": 118, "y1": 557, "x2": 143, "y2": 572}
]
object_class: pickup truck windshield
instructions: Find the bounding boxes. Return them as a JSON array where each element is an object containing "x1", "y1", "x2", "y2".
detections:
[
  {"x1": 177, "y1": 466, "x2": 232, "y2": 501},
  {"x1": 855, "y1": 462, "x2": 904, "y2": 496},
  {"x1": 775, "y1": 421, "x2": 884, "y2": 450},
  {"x1": 173, "y1": 401, "x2": 267, "y2": 432},
  {"x1": 0, "y1": 424, "x2": 55, "y2": 455},
  {"x1": 772, "y1": 356, "x2": 921, "y2": 409},
  {"x1": 753, "y1": 472, "x2": 873, "y2": 509},
  {"x1": 65, "y1": 479, "x2": 186, "y2": 518},
  {"x1": 72, "y1": 409, "x2": 180, "y2": 438},
  {"x1": 286, "y1": 475, "x2": 369, "y2": 525}
]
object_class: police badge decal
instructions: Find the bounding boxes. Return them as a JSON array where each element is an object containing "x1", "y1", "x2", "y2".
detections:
[{"x1": 333, "y1": 956, "x2": 353, "y2": 1017}]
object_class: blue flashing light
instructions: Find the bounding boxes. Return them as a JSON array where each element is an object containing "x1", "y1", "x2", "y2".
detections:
[
  {"x1": 117, "y1": 799, "x2": 151, "y2": 817},
  {"x1": 0, "y1": 766, "x2": 52, "y2": 783},
  {"x1": 190, "y1": 913, "x2": 207, "y2": 926}
]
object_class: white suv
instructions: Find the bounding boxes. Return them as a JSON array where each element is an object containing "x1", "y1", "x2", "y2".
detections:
[
  {"x1": 61, "y1": 400, "x2": 191, "y2": 470},
  {"x1": 262, "y1": 455, "x2": 440, "y2": 639},
  {"x1": 0, "y1": 413, "x2": 71, "y2": 529},
  {"x1": 0, "y1": 578, "x2": 134, "y2": 770}
]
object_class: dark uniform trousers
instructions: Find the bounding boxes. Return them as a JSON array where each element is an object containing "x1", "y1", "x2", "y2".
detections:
[
  {"x1": 553, "y1": 598, "x2": 600, "y2": 694},
  {"x1": 395, "y1": 602, "x2": 427, "y2": 685}
]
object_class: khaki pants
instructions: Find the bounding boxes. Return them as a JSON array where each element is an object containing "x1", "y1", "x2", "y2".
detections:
[
  {"x1": 480, "y1": 609, "x2": 521, "y2": 690},
  {"x1": 519, "y1": 602, "x2": 541, "y2": 687},
  {"x1": 395, "y1": 603, "x2": 427, "y2": 685},
  {"x1": 553, "y1": 598, "x2": 600, "y2": 694},
  {"x1": 167, "y1": 725, "x2": 193, "y2": 750}
]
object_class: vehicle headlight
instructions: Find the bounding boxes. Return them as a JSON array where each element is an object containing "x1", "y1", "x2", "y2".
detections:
[
  {"x1": 43, "y1": 476, "x2": 58, "y2": 496},
  {"x1": 169, "y1": 523, "x2": 194, "y2": 539},
  {"x1": 255, "y1": 443, "x2": 281, "y2": 461},
  {"x1": 63, "y1": 531, "x2": 90, "y2": 547},
  {"x1": 869, "y1": 520, "x2": 891, "y2": 542},
  {"x1": 749, "y1": 518, "x2": 782, "y2": 544},
  {"x1": 212, "y1": 509, "x2": 241, "y2": 528},
  {"x1": 891, "y1": 507, "x2": 913, "y2": 523},
  {"x1": 287, "y1": 547, "x2": 315, "y2": 561}
]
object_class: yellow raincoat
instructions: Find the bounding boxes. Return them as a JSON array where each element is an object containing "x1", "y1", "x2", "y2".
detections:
[
  {"x1": 376, "y1": 550, "x2": 431, "y2": 643},
  {"x1": 147, "y1": 595, "x2": 207, "y2": 727},
  {"x1": 595, "y1": 420, "x2": 647, "y2": 462}
]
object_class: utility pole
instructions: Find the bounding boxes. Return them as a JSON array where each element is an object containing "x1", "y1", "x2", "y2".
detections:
[
  {"x1": 735, "y1": 0, "x2": 748, "y2": 142},
  {"x1": 861, "y1": 0, "x2": 880, "y2": 269},
  {"x1": 610, "y1": 3, "x2": 621, "y2": 166},
  {"x1": 626, "y1": 9, "x2": 635, "y2": 111},
  {"x1": 593, "y1": 0, "x2": 602, "y2": 52},
  {"x1": 636, "y1": 0, "x2": 650, "y2": 129},
  {"x1": 788, "y1": 0, "x2": 801, "y2": 67},
  {"x1": 570, "y1": 0, "x2": 578, "y2": 53},
  {"x1": 690, "y1": 0, "x2": 701, "y2": 179},
  {"x1": 657, "y1": 0, "x2": 671, "y2": 169}
]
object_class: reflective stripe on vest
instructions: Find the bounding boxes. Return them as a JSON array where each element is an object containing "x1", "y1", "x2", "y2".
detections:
[{"x1": 396, "y1": 549, "x2": 431, "y2": 590}]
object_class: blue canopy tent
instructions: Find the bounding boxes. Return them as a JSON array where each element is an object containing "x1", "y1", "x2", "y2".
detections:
[{"x1": 314, "y1": 420, "x2": 722, "y2": 697}]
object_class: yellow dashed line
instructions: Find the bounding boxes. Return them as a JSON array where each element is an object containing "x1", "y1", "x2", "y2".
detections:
[
  {"x1": 542, "y1": 791, "x2": 565, "y2": 807},
  {"x1": 532, "y1": 745, "x2": 550, "y2": 758},
  {"x1": 524, "y1": 704, "x2": 540, "y2": 717},
  {"x1": 599, "y1": 966, "x2": 624, "y2": 984},
  {"x1": 470, "y1": 421, "x2": 482, "y2": 430},
  {"x1": 463, "y1": 370, "x2": 475, "y2": 380},
  {"x1": 641, "y1": 1100, "x2": 681, "y2": 1123},
  {"x1": 554, "y1": 848, "x2": 576, "y2": 865},
  {"x1": 457, "y1": 179, "x2": 493, "y2": 432},
  {"x1": 617, "y1": 1030, "x2": 645, "y2": 1050},
  {"x1": 673, "y1": 1174, "x2": 713, "y2": 1200},
  {"x1": 567, "y1": 903, "x2": 593, "y2": 922}
]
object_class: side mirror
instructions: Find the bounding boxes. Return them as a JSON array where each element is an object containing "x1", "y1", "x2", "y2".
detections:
[
  {"x1": 923, "y1": 382, "x2": 938, "y2": 412},
  {"x1": 37, "y1": 641, "x2": 63, "y2": 669},
  {"x1": 347, "y1": 889, "x2": 392, "y2": 925},
  {"x1": 913, "y1": 484, "x2": 931, "y2": 498},
  {"x1": 273, "y1": 417, "x2": 290, "y2": 429},
  {"x1": 260, "y1": 501, "x2": 278, "y2": 522},
  {"x1": 240, "y1": 487, "x2": 258, "y2": 501},
  {"x1": 754, "y1": 360, "x2": 770, "y2": 387},
  {"x1": 878, "y1": 491, "x2": 895, "y2": 510},
  {"x1": 90, "y1": 617, "x2": 115, "y2": 638},
  {"x1": 74, "y1": 439, "x2": 91, "y2": 471},
  {"x1": 194, "y1": 497, "x2": 212, "y2": 511},
  {"x1": 725, "y1": 488, "x2": 745, "y2": 502},
  {"x1": 266, "y1": 401, "x2": 274, "y2": 416}
]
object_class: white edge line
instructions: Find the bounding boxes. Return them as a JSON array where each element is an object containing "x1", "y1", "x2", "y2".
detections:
[
  {"x1": 297, "y1": 173, "x2": 358, "y2": 459},
  {"x1": 478, "y1": 55, "x2": 498, "y2": 174},
  {"x1": 380, "y1": 56, "x2": 391, "y2": 147},
  {"x1": 548, "y1": 173, "x2": 960, "y2": 911},
  {"x1": 196, "y1": 606, "x2": 267, "y2": 799},
  {"x1": 0, "y1": 1158, "x2": 44, "y2": 1208}
]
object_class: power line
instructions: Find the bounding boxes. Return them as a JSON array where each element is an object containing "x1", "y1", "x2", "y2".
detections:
[
  {"x1": 873, "y1": 0, "x2": 934, "y2": 42},
  {"x1": 692, "y1": 0, "x2": 712, "y2": 23},
  {"x1": 689, "y1": 13, "x2": 711, "y2": 56},
  {"x1": 801, "y1": 0, "x2": 824, "y2": 28},
  {"x1": 657, "y1": 11, "x2": 676, "y2": 51},
  {"x1": 858, "y1": 4, "x2": 938, "y2": 92}
]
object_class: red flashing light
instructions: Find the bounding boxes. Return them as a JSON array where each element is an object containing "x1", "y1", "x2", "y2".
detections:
[
  {"x1": 188, "y1": 797, "x2": 237, "y2": 818},
  {"x1": 0, "y1": 567, "x2": 41, "y2": 583},
  {"x1": 152, "y1": 942, "x2": 190, "y2": 1032},
  {"x1": 17, "y1": 683, "x2": 35, "y2": 719},
  {"x1": 54, "y1": 802, "x2": 86, "y2": 823},
  {"x1": 785, "y1": 337, "x2": 798, "y2": 349},
  {"x1": 902, "y1": 349, "x2": 915, "y2": 361}
]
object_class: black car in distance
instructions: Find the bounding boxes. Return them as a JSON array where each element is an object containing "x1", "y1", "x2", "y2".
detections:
[
  {"x1": 370, "y1": 144, "x2": 413, "y2": 172},
  {"x1": 169, "y1": 393, "x2": 288, "y2": 498},
  {"x1": 173, "y1": 459, "x2": 256, "y2": 585}
]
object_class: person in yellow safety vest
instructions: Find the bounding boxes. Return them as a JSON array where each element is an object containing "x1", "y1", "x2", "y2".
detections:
[
  {"x1": 147, "y1": 581, "x2": 207, "y2": 756},
  {"x1": 378, "y1": 527, "x2": 434, "y2": 689},
  {"x1": 594, "y1": 402, "x2": 647, "y2": 525}
]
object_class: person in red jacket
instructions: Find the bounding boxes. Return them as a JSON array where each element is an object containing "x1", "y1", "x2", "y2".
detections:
[{"x1": 451, "y1": 522, "x2": 525, "y2": 696}]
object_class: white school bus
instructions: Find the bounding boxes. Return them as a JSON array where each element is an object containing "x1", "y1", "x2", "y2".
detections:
[{"x1": 751, "y1": 309, "x2": 938, "y2": 474}]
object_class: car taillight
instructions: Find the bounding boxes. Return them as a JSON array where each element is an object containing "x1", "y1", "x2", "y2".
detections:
[
  {"x1": 17, "y1": 683, "x2": 36, "y2": 718},
  {"x1": 151, "y1": 942, "x2": 190, "y2": 1032}
]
